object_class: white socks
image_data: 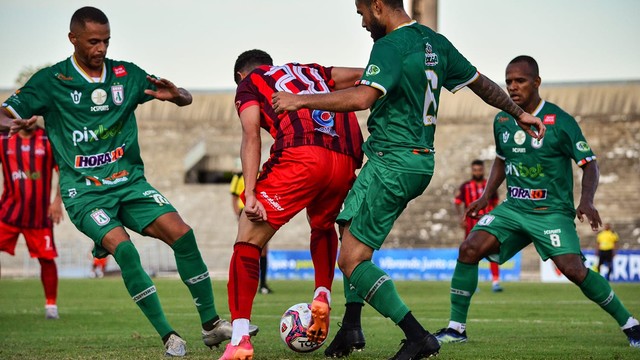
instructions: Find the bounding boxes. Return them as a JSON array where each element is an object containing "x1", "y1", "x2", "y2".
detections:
[{"x1": 231, "y1": 318, "x2": 250, "y2": 345}]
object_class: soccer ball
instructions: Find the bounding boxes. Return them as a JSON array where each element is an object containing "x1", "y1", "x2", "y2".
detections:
[{"x1": 279, "y1": 303, "x2": 325, "y2": 353}]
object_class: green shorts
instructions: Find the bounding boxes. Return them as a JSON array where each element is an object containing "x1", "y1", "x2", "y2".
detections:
[
  {"x1": 472, "y1": 203, "x2": 583, "y2": 264},
  {"x1": 337, "y1": 160, "x2": 432, "y2": 250},
  {"x1": 64, "y1": 180, "x2": 177, "y2": 257}
]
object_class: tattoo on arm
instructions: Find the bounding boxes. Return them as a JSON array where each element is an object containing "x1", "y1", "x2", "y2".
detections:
[{"x1": 469, "y1": 74, "x2": 523, "y2": 118}]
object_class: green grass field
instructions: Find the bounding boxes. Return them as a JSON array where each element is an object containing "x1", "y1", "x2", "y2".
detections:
[{"x1": 1, "y1": 278, "x2": 638, "y2": 359}]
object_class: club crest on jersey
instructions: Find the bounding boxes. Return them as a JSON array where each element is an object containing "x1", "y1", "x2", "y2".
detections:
[
  {"x1": 70, "y1": 90, "x2": 82, "y2": 104},
  {"x1": 576, "y1": 141, "x2": 591, "y2": 152},
  {"x1": 502, "y1": 131, "x2": 510, "y2": 143},
  {"x1": 312, "y1": 110, "x2": 338, "y2": 137},
  {"x1": 111, "y1": 85, "x2": 124, "y2": 105},
  {"x1": 90, "y1": 209, "x2": 111, "y2": 226},
  {"x1": 424, "y1": 43, "x2": 439, "y2": 66},
  {"x1": 68, "y1": 188, "x2": 77, "y2": 198},
  {"x1": 531, "y1": 137, "x2": 543, "y2": 149},
  {"x1": 366, "y1": 64, "x2": 380, "y2": 76}
]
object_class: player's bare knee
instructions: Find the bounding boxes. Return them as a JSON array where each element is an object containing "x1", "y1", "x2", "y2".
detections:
[{"x1": 458, "y1": 240, "x2": 483, "y2": 263}]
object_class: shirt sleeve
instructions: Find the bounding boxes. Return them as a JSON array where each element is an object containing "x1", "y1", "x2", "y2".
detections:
[
  {"x1": 235, "y1": 76, "x2": 260, "y2": 115},
  {"x1": 557, "y1": 114, "x2": 596, "y2": 167},
  {"x1": 440, "y1": 34, "x2": 478, "y2": 93},
  {"x1": 2, "y1": 68, "x2": 52, "y2": 119},
  {"x1": 356, "y1": 39, "x2": 402, "y2": 97},
  {"x1": 454, "y1": 184, "x2": 465, "y2": 204}
]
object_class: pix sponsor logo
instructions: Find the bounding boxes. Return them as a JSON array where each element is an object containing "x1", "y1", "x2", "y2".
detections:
[
  {"x1": 12, "y1": 170, "x2": 41, "y2": 181},
  {"x1": 72, "y1": 123, "x2": 124, "y2": 146},
  {"x1": 508, "y1": 186, "x2": 547, "y2": 200},
  {"x1": 505, "y1": 162, "x2": 545, "y2": 178},
  {"x1": 74, "y1": 144, "x2": 126, "y2": 168}
]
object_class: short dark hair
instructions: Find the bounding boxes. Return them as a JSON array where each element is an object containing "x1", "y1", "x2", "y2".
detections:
[
  {"x1": 509, "y1": 55, "x2": 539, "y2": 78},
  {"x1": 70, "y1": 6, "x2": 109, "y2": 31},
  {"x1": 471, "y1": 159, "x2": 484, "y2": 167},
  {"x1": 233, "y1": 49, "x2": 273, "y2": 85},
  {"x1": 357, "y1": 0, "x2": 405, "y2": 9}
]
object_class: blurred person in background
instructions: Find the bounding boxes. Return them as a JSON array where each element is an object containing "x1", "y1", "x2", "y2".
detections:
[
  {"x1": 596, "y1": 223, "x2": 618, "y2": 281},
  {"x1": 454, "y1": 159, "x2": 502, "y2": 292},
  {"x1": 0, "y1": 123, "x2": 63, "y2": 319}
]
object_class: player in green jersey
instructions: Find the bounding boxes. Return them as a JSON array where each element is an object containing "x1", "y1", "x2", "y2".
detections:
[
  {"x1": 434, "y1": 56, "x2": 640, "y2": 350},
  {"x1": 272, "y1": 1, "x2": 545, "y2": 359},
  {"x1": 0, "y1": 6, "x2": 257, "y2": 357}
]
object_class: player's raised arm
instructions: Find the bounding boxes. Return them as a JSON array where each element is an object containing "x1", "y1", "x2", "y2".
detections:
[{"x1": 467, "y1": 73, "x2": 545, "y2": 140}]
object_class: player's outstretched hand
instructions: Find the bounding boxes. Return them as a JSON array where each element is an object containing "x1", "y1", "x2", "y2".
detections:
[
  {"x1": 272, "y1": 91, "x2": 301, "y2": 114},
  {"x1": 576, "y1": 201, "x2": 602, "y2": 232},
  {"x1": 9, "y1": 116, "x2": 37, "y2": 136},
  {"x1": 144, "y1": 76, "x2": 180, "y2": 101},
  {"x1": 465, "y1": 196, "x2": 489, "y2": 219},
  {"x1": 516, "y1": 112, "x2": 546, "y2": 140}
]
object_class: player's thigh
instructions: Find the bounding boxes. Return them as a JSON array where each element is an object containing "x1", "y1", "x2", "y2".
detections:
[
  {"x1": 348, "y1": 163, "x2": 431, "y2": 250},
  {"x1": 64, "y1": 191, "x2": 124, "y2": 257},
  {"x1": 0, "y1": 221, "x2": 21, "y2": 255},
  {"x1": 254, "y1": 147, "x2": 324, "y2": 230},
  {"x1": 307, "y1": 152, "x2": 358, "y2": 230},
  {"x1": 118, "y1": 181, "x2": 179, "y2": 236},
  {"x1": 527, "y1": 212, "x2": 582, "y2": 261},
  {"x1": 472, "y1": 205, "x2": 531, "y2": 264},
  {"x1": 22, "y1": 227, "x2": 57, "y2": 259}
]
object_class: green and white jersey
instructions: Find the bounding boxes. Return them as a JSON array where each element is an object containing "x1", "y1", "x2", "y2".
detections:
[
  {"x1": 494, "y1": 100, "x2": 596, "y2": 216},
  {"x1": 2, "y1": 56, "x2": 157, "y2": 200},
  {"x1": 358, "y1": 21, "x2": 478, "y2": 174}
]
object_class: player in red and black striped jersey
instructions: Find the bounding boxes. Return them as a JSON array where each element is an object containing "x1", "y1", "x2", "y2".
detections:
[
  {"x1": 454, "y1": 160, "x2": 502, "y2": 291},
  {"x1": 0, "y1": 124, "x2": 63, "y2": 319},
  {"x1": 221, "y1": 49, "x2": 364, "y2": 360}
]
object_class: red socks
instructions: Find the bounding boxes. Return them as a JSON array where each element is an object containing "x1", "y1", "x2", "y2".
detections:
[
  {"x1": 228, "y1": 242, "x2": 261, "y2": 320},
  {"x1": 38, "y1": 258, "x2": 58, "y2": 305},
  {"x1": 490, "y1": 262, "x2": 500, "y2": 282},
  {"x1": 310, "y1": 228, "x2": 338, "y2": 290}
]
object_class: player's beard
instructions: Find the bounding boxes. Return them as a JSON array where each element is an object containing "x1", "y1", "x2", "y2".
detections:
[
  {"x1": 368, "y1": 16, "x2": 387, "y2": 41},
  {"x1": 472, "y1": 174, "x2": 484, "y2": 181}
]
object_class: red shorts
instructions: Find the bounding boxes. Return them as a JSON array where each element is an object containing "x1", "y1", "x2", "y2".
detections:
[
  {"x1": 244, "y1": 146, "x2": 358, "y2": 230},
  {"x1": 0, "y1": 221, "x2": 57, "y2": 259}
]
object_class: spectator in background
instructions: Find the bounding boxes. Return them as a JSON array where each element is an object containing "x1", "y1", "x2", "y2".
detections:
[
  {"x1": 596, "y1": 223, "x2": 618, "y2": 281},
  {"x1": 229, "y1": 172, "x2": 272, "y2": 294},
  {"x1": 454, "y1": 159, "x2": 502, "y2": 292},
  {"x1": 0, "y1": 123, "x2": 63, "y2": 319}
]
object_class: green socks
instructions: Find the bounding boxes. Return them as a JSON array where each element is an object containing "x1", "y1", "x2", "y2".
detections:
[
  {"x1": 171, "y1": 229, "x2": 218, "y2": 326},
  {"x1": 113, "y1": 240, "x2": 173, "y2": 337},
  {"x1": 579, "y1": 269, "x2": 632, "y2": 326},
  {"x1": 348, "y1": 261, "x2": 409, "y2": 324},
  {"x1": 450, "y1": 261, "x2": 478, "y2": 324}
]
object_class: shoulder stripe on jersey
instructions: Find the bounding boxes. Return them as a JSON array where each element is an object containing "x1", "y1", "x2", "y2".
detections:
[
  {"x1": 356, "y1": 80, "x2": 387, "y2": 97},
  {"x1": 450, "y1": 71, "x2": 480, "y2": 94},
  {"x1": 4, "y1": 105, "x2": 22, "y2": 119}
]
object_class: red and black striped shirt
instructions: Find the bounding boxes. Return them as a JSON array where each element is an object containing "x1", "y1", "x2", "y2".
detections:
[
  {"x1": 235, "y1": 63, "x2": 363, "y2": 165},
  {"x1": 454, "y1": 179, "x2": 499, "y2": 215},
  {"x1": 0, "y1": 127, "x2": 56, "y2": 229}
]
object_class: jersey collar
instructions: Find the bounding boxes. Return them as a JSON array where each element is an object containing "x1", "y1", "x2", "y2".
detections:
[
  {"x1": 394, "y1": 20, "x2": 416, "y2": 31},
  {"x1": 71, "y1": 55, "x2": 106, "y2": 83},
  {"x1": 531, "y1": 100, "x2": 546, "y2": 117}
]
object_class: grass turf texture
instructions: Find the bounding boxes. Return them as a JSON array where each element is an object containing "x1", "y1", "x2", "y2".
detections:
[{"x1": 0, "y1": 278, "x2": 638, "y2": 359}]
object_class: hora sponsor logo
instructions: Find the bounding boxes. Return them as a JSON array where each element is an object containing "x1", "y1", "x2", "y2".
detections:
[{"x1": 74, "y1": 144, "x2": 126, "y2": 168}]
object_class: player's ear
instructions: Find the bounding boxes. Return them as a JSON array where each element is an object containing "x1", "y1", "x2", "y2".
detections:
[{"x1": 68, "y1": 32, "x2": 77, "y2": 46}]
